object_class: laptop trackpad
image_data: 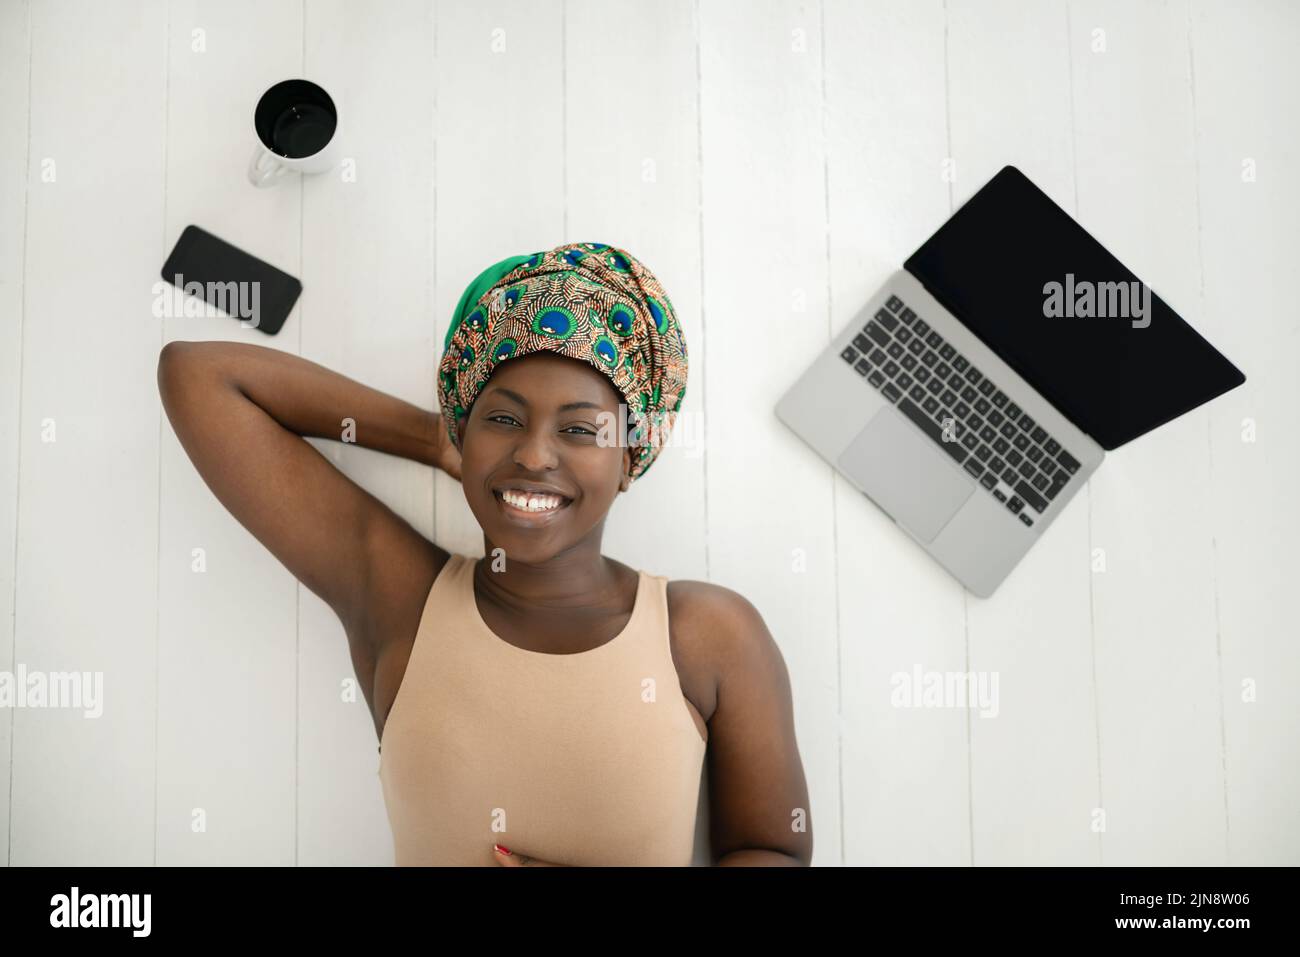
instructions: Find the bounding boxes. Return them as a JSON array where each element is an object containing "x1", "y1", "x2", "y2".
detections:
[{"x1": 836, "y1": 408, "x2": 975, "y2": 543}]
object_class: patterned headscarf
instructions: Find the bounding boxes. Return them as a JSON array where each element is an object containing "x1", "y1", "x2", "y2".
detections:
[{"x1": 437, "y1": 241, "x2": 688, "y2": 482}]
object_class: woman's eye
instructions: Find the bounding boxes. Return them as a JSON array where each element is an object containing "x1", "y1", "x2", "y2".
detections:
[{"x1": 488, "y1": 415, "x2": 592, "y2": 436}]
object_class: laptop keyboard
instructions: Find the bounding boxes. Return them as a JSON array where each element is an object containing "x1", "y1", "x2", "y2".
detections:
[{"x1": 840, "y1": 294, "x2": 1081, "y2": 528}]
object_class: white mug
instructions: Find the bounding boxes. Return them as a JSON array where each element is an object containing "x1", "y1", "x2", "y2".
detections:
[{"x1": 247, "y1": 78, "x2": 340, "y2": 188}]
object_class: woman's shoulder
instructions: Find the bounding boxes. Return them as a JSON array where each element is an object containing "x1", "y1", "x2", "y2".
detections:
[
  {"x1": 665, "y1": 578, "x2": 771, "y2": 648},
  {"x1": 664, "y1": 578, "x2": 784, "y2": 720},
  {"x1": 666, "y1": 576, "x2": 762, "y2": 610}
]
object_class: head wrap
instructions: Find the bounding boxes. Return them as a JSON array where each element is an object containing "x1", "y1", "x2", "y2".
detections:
[{"x1": 437, "y1": 241, "x2": 687, "y2": 482}]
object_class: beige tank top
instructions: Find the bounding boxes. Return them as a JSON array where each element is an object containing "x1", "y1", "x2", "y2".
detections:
[{"x1": 377, "y1": 552, "x2": 708, "y2": 866}]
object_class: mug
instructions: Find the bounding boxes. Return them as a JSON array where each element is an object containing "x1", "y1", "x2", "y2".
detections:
[{"x1": 247, "y1": 79, "x2": 340, "y2": 188}]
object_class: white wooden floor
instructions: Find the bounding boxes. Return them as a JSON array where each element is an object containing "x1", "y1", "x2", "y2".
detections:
[{"x1": 2, "y1": 0, "x2": 1296, "y2": 867}]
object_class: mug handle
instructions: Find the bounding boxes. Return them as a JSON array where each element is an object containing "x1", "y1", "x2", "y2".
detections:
[{"x1": 248, "y1": 146, "x2": 291, "y2": 188}]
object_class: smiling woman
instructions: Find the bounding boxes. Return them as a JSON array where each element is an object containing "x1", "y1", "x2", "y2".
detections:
[
  {"x1": 157, "y1": 240, "x2": 812, "y2": 867},
  {"x1": 377, "y1": 344, "x2": 725, "y2": 865}
]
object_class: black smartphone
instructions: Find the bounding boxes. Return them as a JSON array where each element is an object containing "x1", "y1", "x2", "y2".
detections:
[{"x1": 160, "y1": 225, "x2": 302, "y2": 335}]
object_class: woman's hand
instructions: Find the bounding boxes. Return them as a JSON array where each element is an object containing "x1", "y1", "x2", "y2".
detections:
[
  {"x1": 430, "y1": 411, "x2": 462, "y2": 481},
  {"x1": 493, "y1": 843, "x2": 563, "y2": 867}
]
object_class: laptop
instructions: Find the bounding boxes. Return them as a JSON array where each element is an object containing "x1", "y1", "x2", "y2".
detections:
[{"x1": 775, "y1": 165, "x2": 1246, "y2": 597}]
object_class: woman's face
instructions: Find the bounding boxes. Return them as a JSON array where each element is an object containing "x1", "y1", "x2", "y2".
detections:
[{"x1": 455, "y1": 352, "x2": 633, "y2": 563}]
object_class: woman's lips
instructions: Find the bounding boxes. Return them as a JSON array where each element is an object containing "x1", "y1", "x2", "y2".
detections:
[{"x1": 492, "y1": 489, "x2": 573, "y2": 526}]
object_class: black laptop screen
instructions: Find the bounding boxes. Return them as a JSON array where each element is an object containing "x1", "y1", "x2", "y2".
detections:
[{"x1": 903, "y1": 166, "x2": 1245, "y2": 450}]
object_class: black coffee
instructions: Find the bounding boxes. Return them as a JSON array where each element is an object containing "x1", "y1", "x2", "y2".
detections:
[
  {"x1": 269, "y1": 103, "x2": 335, "y2": 158},
  {"x1": 254, "y1": 79, "x2": 337, "y2": 159}
]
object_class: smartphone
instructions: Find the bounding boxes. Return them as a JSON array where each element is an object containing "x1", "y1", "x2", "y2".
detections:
[{"x1": 160, "y1": 225, "x2": 302, "y2": 335}]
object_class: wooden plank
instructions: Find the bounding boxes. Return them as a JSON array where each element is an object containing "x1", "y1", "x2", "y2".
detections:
[
  {"x1": 1073, "y1": 0, "x2": 1226, "y2": 865},
  {"x1": 1189, "y1": 0, "x2": 1300, "y2": 865},
  {"x1": 0, "y1": 0, "x2": 32, "y2": 867},
  {"x1": 156, "y1": 0, "x2": 303, "y2": 865},
  {"x1": 12, "y1": 0, "x2": 167, "y2": 864}
]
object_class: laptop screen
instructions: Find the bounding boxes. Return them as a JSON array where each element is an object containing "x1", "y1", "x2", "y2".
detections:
[{"x1": 903, "y1": 166, "x2": 1245, "y2": 450}]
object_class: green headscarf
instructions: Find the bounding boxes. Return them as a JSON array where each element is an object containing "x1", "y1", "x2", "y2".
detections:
[{"x1": 438, "y1": 241, "x2": 688, "y2": 482}]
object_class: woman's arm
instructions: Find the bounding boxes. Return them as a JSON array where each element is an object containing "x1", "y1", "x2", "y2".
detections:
[
  {"x1": 156, "y1": 339, "x2": 455, "y2": 641},
  {"x1": 674, "y1": 582, "x2": 814, "y2": 866}
]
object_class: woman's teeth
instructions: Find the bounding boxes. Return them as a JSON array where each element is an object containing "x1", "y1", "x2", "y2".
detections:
[{"x1": 500, "y1": 489, "x2": 566, "y2": 512}]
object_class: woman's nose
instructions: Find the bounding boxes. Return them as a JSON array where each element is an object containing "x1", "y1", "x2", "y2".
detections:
[{"x1": 511, "y1": 427, "x2": 559, "y2": 471}]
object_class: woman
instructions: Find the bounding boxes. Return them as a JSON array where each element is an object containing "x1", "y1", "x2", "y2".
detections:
[{"x1": 157, "y1": 240, "x2": 811, "y2": 866}]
